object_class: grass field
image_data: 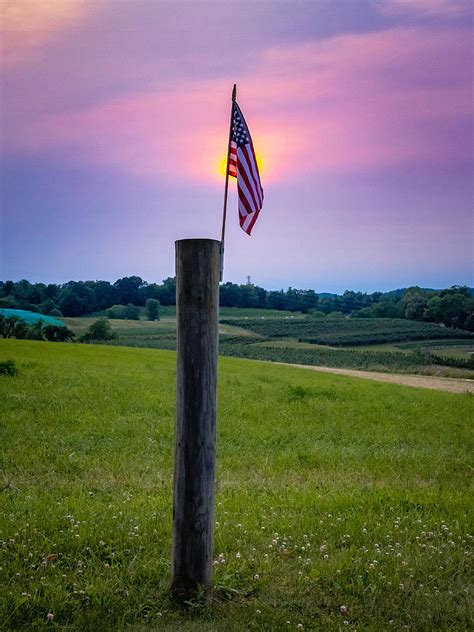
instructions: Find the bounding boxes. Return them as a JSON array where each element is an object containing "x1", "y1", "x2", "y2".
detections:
[{"x1": 1, "y1": 340, "x2": 473, "y2": 630}]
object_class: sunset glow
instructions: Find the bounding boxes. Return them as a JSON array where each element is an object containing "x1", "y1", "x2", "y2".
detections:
[
  {"x1": 1, "y1": 0, "x2": 472, "y2": 291},
  {"x1": 217, "y1": 151, "x2": 264, "y2": 179}
]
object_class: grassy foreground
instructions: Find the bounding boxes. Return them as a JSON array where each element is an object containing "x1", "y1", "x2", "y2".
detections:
[{"x1": 0, "y1": 340, "x2": 472, "y2": 631}]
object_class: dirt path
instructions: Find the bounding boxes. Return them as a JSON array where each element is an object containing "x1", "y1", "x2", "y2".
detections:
[{"x1": 277, "y1": 363, "x2": 474, "y2": 394}]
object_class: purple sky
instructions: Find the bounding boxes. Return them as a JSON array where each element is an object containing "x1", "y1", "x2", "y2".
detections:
[{"x1": 1, "y1": 0, "x2": 472, "y2": 292}]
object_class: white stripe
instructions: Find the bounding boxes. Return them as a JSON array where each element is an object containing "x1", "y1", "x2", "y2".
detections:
[
  {"x1": 238, "y1": 197, "x2": 249, "y2": 218},
  {"x1": 238, "y1": 172, "x2": 258, "y2": 214},
  {"x1": 237, "y1": 146, "x2": 262, "y2": 208},
  {"x1": 239, "y1": 144, "x2": 263, "y2": 204},
  {"x1": 245, "y1": 144, "x2": 264, "y2": 203},
  {"x1": 238, "y1": 157, "x2": 261, "y2": 211},
  {"x1": 241, "y1": 213, "x2": 254, "y2": 232}
]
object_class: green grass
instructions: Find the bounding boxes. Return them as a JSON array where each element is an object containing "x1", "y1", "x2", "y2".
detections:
[{"x1": 1, "y1": 340, "x2": 473, "y2": 630}]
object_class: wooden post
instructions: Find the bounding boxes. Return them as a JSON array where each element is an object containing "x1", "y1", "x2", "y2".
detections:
[{"x1": 172, "y1": 238, "x2": 220, "y2": 599}]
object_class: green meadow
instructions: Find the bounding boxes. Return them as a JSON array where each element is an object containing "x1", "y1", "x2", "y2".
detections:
[{"x1": 1, "y1": 340, "x2": 473, "y2": 631}]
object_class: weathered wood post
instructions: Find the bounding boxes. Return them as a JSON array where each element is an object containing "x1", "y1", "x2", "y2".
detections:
[{"x1": 171, "y1": 238, "x2": 220, "y2": 599}]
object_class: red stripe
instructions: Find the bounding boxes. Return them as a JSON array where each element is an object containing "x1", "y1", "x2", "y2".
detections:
[
  {"x1": 237, "y1": 182, "x2": 254, "y2": 217},
  {"x1": 238, "y1": 176, "x2": 259, "y2": 216},
  {"x1": 248, "y1": 142, "x2": 264, "y2": 203},
  {"x1": 236, "y1": 153, "x2": 259, "y2": 211},
  {"x1": 246, "y1": 210, "x2": 260, "y2": 235},
  {"x1": 228, "y1": 142, "x2": 238, "y2": 177},
  {"x1": 238, "y1": 198, "x2": 248, "y2": 220},
  {"x1": 240, "y1": 144, "x2": 263, "y2": 208},
  {"x1": 237, "y1": 149, "x2": 261, "y2": 213}
]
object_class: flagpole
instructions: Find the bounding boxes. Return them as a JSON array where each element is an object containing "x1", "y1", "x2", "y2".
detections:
[{"x1": 220, "y1": 83, "x2": 237, "y2": 281}]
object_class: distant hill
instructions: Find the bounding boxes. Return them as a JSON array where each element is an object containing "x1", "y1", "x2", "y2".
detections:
[
  {"x1": 383, "y1": 287, "x2": 474, "y2": 298},
  {"x1": 0, "y1": 309, "x2": 65, "y2": 327}
]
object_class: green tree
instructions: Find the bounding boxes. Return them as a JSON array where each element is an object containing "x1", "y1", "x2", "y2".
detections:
[
  {"x1": 0, "y1": 315, "x2": 20, "y2": 338},
  {"x1": 124, "y1": 304, "x2": 140, "y2": 320},
  {"x1": 13, "y1": 321, "x2": 29, "y2": 339},
  {"x1": 145, "y1": 298, "x2": 160, "y2": 321},
  {"x1": 156, "y1": 277, "x2": 176, "y2": 306},
  {"x1": 58, "y1": 290, "x2": 84, "y2": 316},
  {"x1": 401, "y1": 287, "x2": 428, "y2": 320},
  {"x1": 43, "y1": 325, "x2": 75, "y2": 342},
  {"x1": 371, "y1": 301, "x2": 404, "y2": 318},
  {"x1": 25, "y1": 320, "x2": 44, "y2": 340},
  {"x1": 423, "y1": 296, "x2": 443, "y2": 323},
  {"x1": 81, "y1": 318, "x2": 117, "y2": 342},
  {"x1": 87, "y1": 280, "x2": 119, "y2": 311},
  {"x1": 113, "y1": 276, "x2": 147, "y2": 305},
  {"x1": 107, "y1": 304, "x2": 139, "y2": 320},
  {"x1": 352, "y1": 307, "x2": 375, "y2": 318}
]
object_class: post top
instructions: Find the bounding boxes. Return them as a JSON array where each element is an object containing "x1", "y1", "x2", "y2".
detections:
[{"x1": 175, "y1": 238, "x2": 221, "y2": 245}]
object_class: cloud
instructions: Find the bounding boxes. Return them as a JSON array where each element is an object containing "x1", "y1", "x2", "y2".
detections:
[
  {"x1": 0, "y1": 0, "x2": 93, "y2": 65},
  {"x1": 4, "y1": 25, "x2": 472, "y2": 183},
  {"x1": 381, "y1": 0, "x2": 471, "y2": 19}
]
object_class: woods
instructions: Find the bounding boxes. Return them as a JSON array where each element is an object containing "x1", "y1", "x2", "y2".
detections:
[{"x1": 1, "y1": 278, "x2": 473, "y2": 331}]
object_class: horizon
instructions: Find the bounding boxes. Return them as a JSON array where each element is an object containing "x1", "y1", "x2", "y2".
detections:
[
  {"x1": 1, "y1": 273, "x2": 471, "y2": 298},
  {"x1": 1, "y1": 0, "x2": 473, "y2": 290}
]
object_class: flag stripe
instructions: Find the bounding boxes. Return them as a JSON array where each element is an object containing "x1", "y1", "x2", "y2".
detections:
[
  {"x1": 238, "y1": 197, "x2": 249, "y2": 219},
  {"x1": 236, "y1": 150, "x2": 260, "y2": 211},
  {"x1": 248, "y1": 142, "x2": 264, "y2": 203},
  {"x1": 240, "y1": 145, "x2": 263, "y2": 208},
  {"x1": 228, "y1": 141, "x2": 238, "y2": 177},
  {"x1": 227, "y1": 101, "x2": 264, "y2": 236},
  {"x1": 246, "y1": 209, "x2": 260, "y2": 234},
  {"x1": 237, "y1": 178, "x2": 254, "y2": 217},
  {"x1": 238, "y1": 147, "x2": 261, "y2": 209}
]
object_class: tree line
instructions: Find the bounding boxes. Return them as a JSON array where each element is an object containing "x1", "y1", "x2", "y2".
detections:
[{"x1": 0, "y1": 277, "x2": 472, "y2": 330}]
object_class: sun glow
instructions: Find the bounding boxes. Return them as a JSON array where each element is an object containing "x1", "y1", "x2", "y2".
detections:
[{"x1": 217, "y1": 152, "x2": 265, "y2": 178}]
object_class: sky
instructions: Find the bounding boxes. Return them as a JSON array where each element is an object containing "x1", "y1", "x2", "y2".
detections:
[{"x1": 0, "y1": 0, "x2": 473, "y2": 293}]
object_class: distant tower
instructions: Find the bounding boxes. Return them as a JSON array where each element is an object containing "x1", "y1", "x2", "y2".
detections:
[{"x1": 247, "y1": 275, "x2": 252, "y2": 286}]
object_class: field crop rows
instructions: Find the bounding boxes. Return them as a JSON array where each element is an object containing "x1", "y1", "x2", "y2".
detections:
[
  {"x1": 64, "y1": 315, "x2": 474, "y2": 377},
  {"x1": 221, "y1": 342, "x2": 474, "y2": 374},
  {"x1": 219, "y1": 307, "x2": 303, "y2": 319},
  {"x1": 221, "y1": 317, "x2": 474, "y2": 347}
]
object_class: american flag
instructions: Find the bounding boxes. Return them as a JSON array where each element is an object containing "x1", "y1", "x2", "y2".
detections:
[{"x1": 228, "y1": 102, "x2": 264, "y2": 235}]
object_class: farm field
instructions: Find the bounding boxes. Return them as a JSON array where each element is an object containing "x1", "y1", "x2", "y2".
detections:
[
  {"x1": 63, "y1": 313, "x2": 474, "y2": 378},
  {"x1": 219, "y1": 317, "x2": 473, "y2": 346},
  {"x1": 0, "y1": 340, "x2": 472, "y2": 631}
]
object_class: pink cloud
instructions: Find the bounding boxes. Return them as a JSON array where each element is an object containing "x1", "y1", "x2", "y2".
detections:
[
  {"x1": 4, "y1": 26, "x2": 472, "y2": 183},
  {"x1": 0, "y1": 0, "x2": 95, "y2": 66}
]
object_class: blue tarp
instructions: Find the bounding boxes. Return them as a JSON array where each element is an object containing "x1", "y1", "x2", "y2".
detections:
[{"x1": 0, "y1": 309, "x2": 65, "y2": 327}]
